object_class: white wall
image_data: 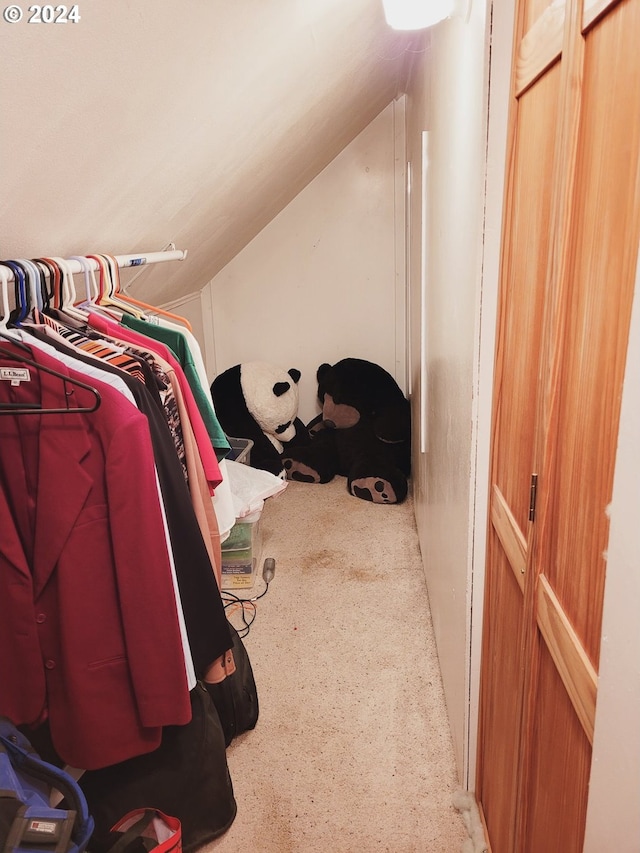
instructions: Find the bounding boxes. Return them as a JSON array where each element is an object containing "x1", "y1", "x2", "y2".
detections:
[
  {"x1": 405, "y1": 0, "x2": 490, "y2": 781},
  {"x1": 204, "y1": 102, "x2": 405, "y2": 425}
]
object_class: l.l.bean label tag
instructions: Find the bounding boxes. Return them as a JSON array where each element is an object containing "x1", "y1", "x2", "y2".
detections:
[{"x1": 0, "y1": 366, "x2": 31, "y2": 385}]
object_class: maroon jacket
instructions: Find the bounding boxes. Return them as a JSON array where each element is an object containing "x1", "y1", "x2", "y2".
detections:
[{"x1": 0, "y1": 342, "x2": 191, "y2": 769}]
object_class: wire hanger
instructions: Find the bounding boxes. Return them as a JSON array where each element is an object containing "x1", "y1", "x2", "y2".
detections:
[{"x1": 0, "y1": 337, "x2": 101, "y2": 415}]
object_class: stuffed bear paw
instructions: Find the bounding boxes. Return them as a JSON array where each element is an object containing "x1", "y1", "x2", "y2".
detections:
[
  {"x1": 347, "y1": 456, "x2": 408, "y2": 505},
  {"x1": 349, "y1": 475, "x2": 399, "y2": 504},
  {"x1": 282, "y1": 457, "x2": 323, "y2": 484}
]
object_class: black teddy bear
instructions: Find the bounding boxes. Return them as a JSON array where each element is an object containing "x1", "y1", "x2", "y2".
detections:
[{"x1": 281, "y1": 358, "x2": 411, "y2": 504}]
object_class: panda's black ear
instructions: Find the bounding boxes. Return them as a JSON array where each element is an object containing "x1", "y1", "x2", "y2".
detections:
[
  {"x1": 317, "y1": 363, "x2": 331, "y2": 383},
  {"x1": 288, "y1": 368, "x2": 301, "y2": 384},
  {"x1": 273, "y1": 381, "x2": 290, "y2": 397}
]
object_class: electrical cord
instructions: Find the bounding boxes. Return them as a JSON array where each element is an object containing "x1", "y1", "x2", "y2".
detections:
[{"x1": 221, "y1": 558, "x2": 275, "y2": 638}]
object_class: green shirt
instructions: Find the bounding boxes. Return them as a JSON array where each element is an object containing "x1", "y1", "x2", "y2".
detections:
[{"x1": 121, "y1": 315, "x2": 230, "y2": 459}]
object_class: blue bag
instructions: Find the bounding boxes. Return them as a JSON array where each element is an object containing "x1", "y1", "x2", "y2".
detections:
[{"x1": 0, "y1": 718, "x2": 94, "y2": 853}]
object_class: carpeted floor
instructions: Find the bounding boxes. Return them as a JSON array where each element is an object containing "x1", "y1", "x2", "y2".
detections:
[{"x1": 208, "y1": 477, "x2": 468, "y2": 853}]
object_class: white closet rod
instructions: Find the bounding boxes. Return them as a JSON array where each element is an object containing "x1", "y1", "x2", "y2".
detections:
[{"x1": 0, "y1": 248, "x2": 188, "y2": 283}]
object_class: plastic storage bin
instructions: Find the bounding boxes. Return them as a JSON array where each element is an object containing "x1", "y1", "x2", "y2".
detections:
[
  {"x1": 220, "y1": 511, "x2": 262, "y2": 590},
  {"x1": 221, "y1": 437, "x2": 261, "y2": 590},
  {"x1": 226, "y1": 436, "x2": 254, "y2": 465}
]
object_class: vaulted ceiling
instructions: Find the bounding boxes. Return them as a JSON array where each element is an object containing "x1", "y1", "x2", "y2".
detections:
[{"x1": 1, "y1": 0, "x2": 424, "y2": 304}]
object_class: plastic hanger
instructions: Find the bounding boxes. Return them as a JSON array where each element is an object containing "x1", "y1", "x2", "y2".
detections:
[
  {"x1": 50, "y1": 256, "x2": 87, "y2": 322},
  {"x1": 69, "y1": 255, "x2": 99, "y2": 306},
  {"x1": 100, "y1": 254, "x2": 145, "y2": 318},
  {"x1": 34, "y1": 258, "x2": 59, "y2": 313},
  {"x1": 82, "y1": 255, "x2": 124, "y2": 321},
  {"x1": 87, "y1": 254, "x2": 127, "y2": 314},
  {"x1": 109, "y1": 258, "x2": 193, "y2": 332},
  {"x1": 0, "y1": 265, "x2": 11, "y2": 329},
  {"x1": 12, "y1": 261, "x2": 37, "y2": 313},
  {"x1": 2, "y1": 261, "x2": 28, "y2": 324},
  {"x1": 33, "y1": 260, "x2": 53, "y2": 311},
  {"x1": 16, "y1": 260, "x2": 44, "y2": 318},
  {"x1": 38, "y1": 257, "x2": 64, "y2": 310}
]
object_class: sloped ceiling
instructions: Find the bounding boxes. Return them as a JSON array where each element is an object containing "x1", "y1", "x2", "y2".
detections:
[{"x1": 1, "y1": 0, "x2": 423, "y2": 304}]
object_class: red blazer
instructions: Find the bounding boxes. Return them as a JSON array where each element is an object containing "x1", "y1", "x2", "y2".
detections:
[{"x1": 0, "y1": 343, "x2": 191, "y2": 769}]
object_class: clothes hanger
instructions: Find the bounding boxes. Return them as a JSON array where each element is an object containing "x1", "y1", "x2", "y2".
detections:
[
  {"x1": 86, "y1": 254, "x2": 128, "y2": 317},
  {"x1": 0, "y1": 265, "x2": 11, "y2": 330},
  {"x1": 12, "y1": 261, "x2": 37, "y2": 312},
  {"x1": 109, "y1": 258, "x2": 194, "y2": 332},
  {"x1": 34, "y1": 258, "x2": 60, "y2": 313},
  {"x1": 69, "y1": 255, "x2": 99, "y2": 307},
  {"x1": 2, "y1": 260, "x2": 28, "y2": 324},
  {"x1": 38, "y1": 257, "x2": 65, "y2": 311},
  {"x1": 101, "y1": 254, "x2": 145, "y2": 318},
  {"x1": 15, "y1": 260, "x2": 44, "y2": 320},
  {"x1": 50, "y1": 256, "x2": 87, "y2": 322},
  {"x1": 82, "y1": 254, "x2": 123, "y2": 321},
  {"x1": 0, "y1": 335, "x2": 102, "y2": 415},
  {"x1": 33, "y1": 260, "x2": 53, "y2": 311}
]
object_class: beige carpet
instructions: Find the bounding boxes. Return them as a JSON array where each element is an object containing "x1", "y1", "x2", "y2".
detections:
[{"x1": 208, "y1": 477, "x2": 468, "y2": 853}]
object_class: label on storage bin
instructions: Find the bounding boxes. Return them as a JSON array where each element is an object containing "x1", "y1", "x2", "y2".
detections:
[
  {"x1": 221, "y1": 557, "x2": 256, "y2": 589},
  {"x1": 223, "y1": 561, "x2": 253, "y2": 575}
]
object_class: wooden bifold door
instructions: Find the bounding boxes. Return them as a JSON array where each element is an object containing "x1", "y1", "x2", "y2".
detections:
[{"x1": 476, "y1": 0, "x2": 640, "y2": 848}]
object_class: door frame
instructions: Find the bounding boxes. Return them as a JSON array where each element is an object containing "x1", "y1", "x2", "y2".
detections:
[{"x1": 465, "y1": 0, "x2": 516, "y2": 789}]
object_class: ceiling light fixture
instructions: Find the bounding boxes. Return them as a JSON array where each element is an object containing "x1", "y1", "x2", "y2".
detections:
[{"x1": 382, "y1": 0, "x2": 455, "y2": 29}]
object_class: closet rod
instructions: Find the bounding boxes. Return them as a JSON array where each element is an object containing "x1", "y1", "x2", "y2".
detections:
[{"x1": 0, "y1": 248, "x2": 188, "y2": 283}]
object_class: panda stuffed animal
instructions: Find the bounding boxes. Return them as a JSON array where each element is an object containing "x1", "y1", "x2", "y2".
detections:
[{"x1": 211, "y1": 361, "x2": 306, "y2": 476}]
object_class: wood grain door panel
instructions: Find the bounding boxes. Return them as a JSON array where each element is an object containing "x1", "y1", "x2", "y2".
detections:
[
  {"x1": 477, "y1": 540, "x2": 527, "y2": 851},
  {"x1": 477, "y1": 0, "x2": 640, "y2": 848},
  {"x1": 536, "y1": 575, "x2": 597, "y2": 742},
  {"x1": 516, "y1": 0, "x2": 565, "y2": 95},
  {"x1": 492, "y1": 65, "x2": 560, "y2": 530},
  {"x1": 477, "y1": 5, "x2": 564, "y2": 849},
  {"x1": 524, "y1": 641, "x2": 592, "y2": 853},
  {"x1": 544, "y1": 0, "x2": 640, "y2": 662}
]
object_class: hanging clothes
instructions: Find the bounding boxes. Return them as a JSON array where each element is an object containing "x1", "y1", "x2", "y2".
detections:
[
  {"x1": 21, "y1": 326, "x2": 233, "y2": 673},
  {"x1": 119, "y1": 314, "x2": 230, "y2": 461},
  {"x1": 0, "y1": 339, "x2": 193, "y2": 770},
  {"x1": 86, "y1": 312, "x2": 238, "y2": 540},
  {"x1": 0, "y1": 252, "x2": 239, "y2": 770},
  {"x1": 87, "y1": 313, "x2": 224, "y2": 492},
  {"x1": 42, "y1": 311, "x2": 189, "y2": 484},
  {"x1": 45, "y1": 315, "x2": 226, "y2": 572}
]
